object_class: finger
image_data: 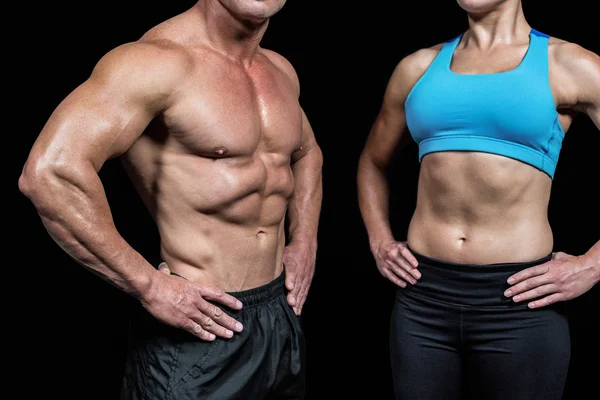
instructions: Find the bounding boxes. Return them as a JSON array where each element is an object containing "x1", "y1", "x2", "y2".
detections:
[
  {"x1": 552, "y1": 252, "x2": 571, "y2": 261},
  {"x1": 189, "y1": 311, "x2": 234, "y2": 339},
  {"x1": 158, "y1": 262, "x2": 171, "y2": 275},
  {"x1": 182, "y1": 320, "x2": 216, "y2": 341},
  {"x1": 288, "y1": 274, "x2": 302, "y2": 307},
  {"x1": 507, "y1": 263, "x2": 550, "y2": 285},
  {"x1": 386, "y1": 260, "x2": 417, "y2": 285},
  {"x1": 285, "y1": 267, "x2": 296, "y2": 292},
  {"x1": 295, "y1": 277, "x2": 308, "y2": 305},
  {"x1": 295, "y1": 278, "x2": 310, "y2": 314},
  {"x1": 197, "y1": 284, "x2": 243, "y2": 310},
  {"x1": 528, "y1": 293, "x2": 565, "y2": 309},
  {"x1": 504, "y1": 274, "x2": 553, "y2": 297},
  {"x1": 196, "y1": 299, "x2": 244, "y2": 333},
  {"x1": 382, "y1": 268, "x2": 407, "y2": 288},
  {"x1": 287, "y1": 292, "x2": 297, "y2": 307},
  {"x1": 390, "y1": 254, "x2": 421, "y2": 280},
  {"x1": 510, "y1": 284, "x2": 557, "y2": 303},
  {"x1": 399, "y1": 246, "x2": 419, "y2": 268},
  {"x1": 298, "y1": 282, "x2": 312, "y2": 315}
]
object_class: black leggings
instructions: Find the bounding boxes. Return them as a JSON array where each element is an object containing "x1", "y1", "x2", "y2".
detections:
[{"x1": 390, "y1": 250, "x2": 570, "y2": 400}]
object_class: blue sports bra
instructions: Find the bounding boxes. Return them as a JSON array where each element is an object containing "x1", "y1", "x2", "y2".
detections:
[{"x1": 405, "y1": 29, "x2": 565, "y2": 179}]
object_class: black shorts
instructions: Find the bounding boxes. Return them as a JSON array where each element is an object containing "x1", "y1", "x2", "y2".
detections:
[{"x1": 120, "y1": 272, "x2": 305, "y2": 399}]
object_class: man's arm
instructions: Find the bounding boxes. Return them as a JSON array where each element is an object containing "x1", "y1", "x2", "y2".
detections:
[
  {"x1": 284, "y1": 108, "x2": 323, "y2": 315},
  {"x1": 19, "y1": 42, "x2": 243, "y2": 339},
  {"x1": 264, "y1": 50, "x2": 324, "y2": 315},
  {"x1": 505, "y1": 43, "x2": 600, "y2": 307},
  {"x1": 357, "y1": 48, "x2": 439, "y2": 287}
]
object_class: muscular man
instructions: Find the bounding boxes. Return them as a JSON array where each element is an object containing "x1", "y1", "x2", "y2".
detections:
[
  {"x1": 357, "y1": 0, "x2": 599, "y2": 399},
  {"x1": 19, "y1": 1, "x2": 322, "y2": 398}
]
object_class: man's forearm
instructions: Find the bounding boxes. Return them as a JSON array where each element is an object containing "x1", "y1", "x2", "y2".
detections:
[
  {"x1": 287, "y1": 147, "x2": 323, "y2": 247},
  {"x1": 19, "y1": 162, "x2": 157, "y2": 300},
  {"x1": 357, "y1": 154, "x2": 395, "y2": 249}
]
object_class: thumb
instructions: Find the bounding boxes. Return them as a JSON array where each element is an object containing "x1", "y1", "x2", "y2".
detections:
[
  {"x1": 158, "y1": 262, "x2": 171, "y2": 275},
  {"x1": 285, "y1": 271, "x2": 296, "y2": 291},
  {"x1": 552, "y1": 251, "x2": 571, "y2": 261}
]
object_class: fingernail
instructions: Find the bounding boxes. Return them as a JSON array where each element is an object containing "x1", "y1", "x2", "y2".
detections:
[
  {"x1": 415, "y1": 272, "x2": 421, "y2": 279},
  {"x1": 504, "y1": 290, "x2": 512, "y2": 297},
  {"x1": 236, "y1": 300, "x2": 243, "y2": 308},
  {"x1": 410, "y1": 279, "x2": 417, "y2": 285},
  {"x1": 226, "y1": 330, "x2": 233, "y2": 338},
  {"x1": 507, "y1": 277, "x2": 515, "y2": 284},
  {"x1": 236, "y1": 322, "x2": 243, "y2": 331},
  {"x1": 209, "y1": 334, "x2": 216, "y2": 341},
  {"x1": 513, "y1": 295, "x2": 521, "y2": 302},
  {"x1": 528, "y1": 302, "x2": 535, "y2": 309}
]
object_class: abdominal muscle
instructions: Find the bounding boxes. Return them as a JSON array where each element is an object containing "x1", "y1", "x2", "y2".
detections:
[
  {"x1": 158, "y1": 212, "x2": 287, "y2": 292},
  {"x1": 407, "y1": 151, "x2": 554, "y2": 265},
  {"x1": 124, "y1": 145, "x2": 294, "y2": 292}
]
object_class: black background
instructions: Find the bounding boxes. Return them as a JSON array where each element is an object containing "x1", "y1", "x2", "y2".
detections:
[{"x1": 12, "y1": 1, "x2": 598, "y2": 399}]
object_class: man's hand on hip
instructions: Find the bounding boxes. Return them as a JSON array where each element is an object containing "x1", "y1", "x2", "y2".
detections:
[
  {"x1": 140, "y1": 263, "x2": 244, "y2": 341},
  {"x1": 283, "y1": 240, "x2": 317, "y2": 316}
]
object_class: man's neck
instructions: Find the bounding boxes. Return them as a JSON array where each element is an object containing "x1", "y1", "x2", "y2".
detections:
[{"x1": 196, "y1": 0, "x2": 269, "y2": 64}]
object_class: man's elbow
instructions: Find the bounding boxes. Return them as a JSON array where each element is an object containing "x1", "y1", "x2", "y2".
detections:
[
  {"x1": 18, "y1": 157, "x2": 65, "y2": 208},
  {"x1": 19, "y1": 161, "x2": 46, "y2": 205},
  {"x1": 312, "y1": 144, "x2": 323, "y2": 170}
]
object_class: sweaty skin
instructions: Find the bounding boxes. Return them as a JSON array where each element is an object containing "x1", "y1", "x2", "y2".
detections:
[
  {"x1": 19, "y1": 0, "x2": 322, "y2": 340},
  {"x1": 124, "y1": 20, "x2": 309, "y2": 292},
  {"x1": 358, "y1": 0, "x2": 599, "y2": 300}
]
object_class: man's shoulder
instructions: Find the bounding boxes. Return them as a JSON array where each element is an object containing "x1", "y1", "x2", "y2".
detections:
[
  {"x1": 97, "y1": 39, "x2": 193, "y2": 81},
  {"x1": 260, "y1": 48, "x2": 299, "y2": 90},
  {"x1": 86, "y1": 39, "x2": 194, "y2": 101}
]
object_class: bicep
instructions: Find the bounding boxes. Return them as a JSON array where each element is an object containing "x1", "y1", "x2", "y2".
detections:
[
  {"x1": 361, "y1": 86, "x2": 411, "y2": 169},
  {"x1": 575, "y1": 65, "x2": 600, "y2": 129},
  {"x1": 27, "y1": 42, "x2": 187, "y2": 172},
  {"x1": 564, "y1": 44, "x2": 600, "y2": 129},
  {"x1": 580, "y1": 79, "x2": 600, "y2": 129},
  {"x1": 31, "y1": 78, "x2": 155, "y2": 171},
  {"x1": 291, "y1": 108, "x2": 321, "y2": 163},
  {"x1": 360, "y1": 48, "x2": 438, "y2": 168}
]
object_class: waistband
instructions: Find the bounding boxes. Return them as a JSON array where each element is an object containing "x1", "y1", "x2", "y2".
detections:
[
  {"x1": 402, "y1": 248, "x2": 553, "y2": 307},
  {"x1": 170, "y1": 270, "x2": 286, "y2": 308},
  {"x1": 410, "y1": 248, "x2": 553, "y2": 273},
  {"x1": 226, "y1": 271, "x2": 286, "y2": 307}
]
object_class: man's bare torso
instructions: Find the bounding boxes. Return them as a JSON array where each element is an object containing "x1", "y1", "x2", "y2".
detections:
[{"x1": 122, "y1": 12, "x2": 302, "y2": 291}]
